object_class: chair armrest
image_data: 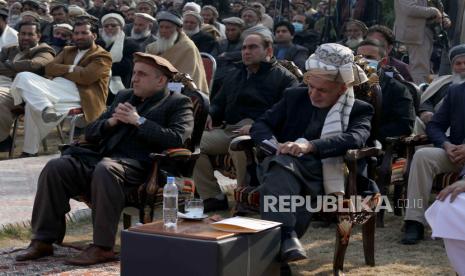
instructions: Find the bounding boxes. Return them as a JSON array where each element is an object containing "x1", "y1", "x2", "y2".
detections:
[
  {"x1": 400, "y1": 134, "x2": 430, "y2": 146},
  {"x1": 230, "y1": 135, "x2": 254, "y2": 151},
  {"x1": 58, "y1": 143, "x2": 71, "y2": 153},
  {"x1": 150, "y1": 148, "x2": 193, "y2": 162},
  {"x1": 345, "y1": 147, "x2": 382, "y2": 161}
]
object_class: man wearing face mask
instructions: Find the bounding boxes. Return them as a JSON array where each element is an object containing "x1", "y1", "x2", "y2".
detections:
[
  {"x1": 357, "y1": 38, "x2": 416, "y2": 143},
  {"x1": 292, "y1": 13, "x2": 320, "y2": 55},
  {"x1": 273, "y1": 21, "x2": 308, "y2": 71},
  {"x1": 50, "y1": 23, "x2": 72, "y2": 54}
]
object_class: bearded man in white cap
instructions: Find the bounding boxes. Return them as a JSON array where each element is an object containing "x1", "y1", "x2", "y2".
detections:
[
  {"x1": 99, "y1": 13, "x2": 140, "y2": 104},
  {"x1": 250, "y1": 43, "x2": 374, "y2": 263},
  {"x1": 129, "y1": 13, "x2": 157, "y2": 50},
  {"x1": 146, "y1": 11, "x2": 209, "y2": 94}
]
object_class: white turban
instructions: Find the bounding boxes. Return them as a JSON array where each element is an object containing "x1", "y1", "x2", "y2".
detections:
[
  {"x1": 305, "y1": 43, "x2": 368, "y2": 86},
  {"x1": 102, "y1": 12, "x2": 125, "y2": 27}
]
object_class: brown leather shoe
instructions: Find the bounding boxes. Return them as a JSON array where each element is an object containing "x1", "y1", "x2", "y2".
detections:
[
  {"x1": 16, "y1": 240, "x2": 53, "y2": 261},
  {"x1": 64, "y1": 244, "x2": 116, "y2": 266}
]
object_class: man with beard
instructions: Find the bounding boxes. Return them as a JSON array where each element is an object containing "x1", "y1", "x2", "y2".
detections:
[
  {"x1": 240, "y1": 6, "x2": 272, "y2": 40},
  {"x1": 8, "y1": 19, "x2": 112, "y2": 157},
  {"x1": 50, "y1": 23, "x2": 73, "y2": 54},
  {"x1": 41, "y1": 4, "x2": 70, "y2": 45},
  {"x1": 146, "y1": 11, "x2": 209, "y2": 94},
  {"x1": 201, "y1": 5, "x2": 225, "y2": 39},
  {"x1": 183, "y1": 11, "x2": 216, "y2": 53},
  {"x1": 129, "y1": 13, "x2": 156, "y2": 51},
  {"x1": 123, "y1": 0, "x2": 158, "y2": 37},
  {"x1": 339, "y1": 19, "x2": 367, "y2": 50},
  {"x1": 0, "y1": 21, "x2": 55, "y2": 152},
  {"x1": 99, "y1": 13, "x2": 140, "y2": 104},
  {"x1": 0, "y1": 7, "x2": 18, "y2": 51},
  {"x1": 414, "y1": 45, "x2": 465, "y2": 135}
]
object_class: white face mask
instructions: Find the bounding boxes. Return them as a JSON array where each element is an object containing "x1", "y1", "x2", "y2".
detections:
[{"x1": 366, "y1": 58, "x2": 379, "y2": 70}]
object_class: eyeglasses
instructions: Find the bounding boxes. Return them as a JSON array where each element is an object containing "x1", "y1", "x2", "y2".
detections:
[{"x1": 103, "y1": 23, "x2": 119, "y2": 28}]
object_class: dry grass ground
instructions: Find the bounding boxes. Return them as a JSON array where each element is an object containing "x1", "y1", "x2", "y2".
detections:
[{"x1": 0, "y1": 127, "x2": 456, "y2": 275}]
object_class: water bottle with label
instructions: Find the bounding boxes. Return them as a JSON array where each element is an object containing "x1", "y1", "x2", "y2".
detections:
[{"x1": 163, "y1": 176, "x2": 178, "y2": 228}]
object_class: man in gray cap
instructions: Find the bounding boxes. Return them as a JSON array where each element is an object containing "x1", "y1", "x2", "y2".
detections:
[
  {"x1": 14, "y1": 52, "x2": 194, "y2": 265},
  {"x1": 183, "y1": 11, "x2": 216, "y2": 53},
  {"x1": 213, "y1": 16, "x2": 244, "y2": 57},
  {"x1": 129, "y1": 13, "x2": 157, "y2": 53},
  {"x1": 415, "y1": 44, "x2": 465, "y2": 135},
  {"x1": 146, "y1": 11, "x2": 209, "y2": 94}
]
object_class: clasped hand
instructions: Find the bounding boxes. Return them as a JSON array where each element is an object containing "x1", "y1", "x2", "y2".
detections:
[
  {"x1": 108, "y1": 102, "x2": 140, "y2": 126},
  {"x1": 278, "y1": 141, "x2": 313, "y2": 157}
]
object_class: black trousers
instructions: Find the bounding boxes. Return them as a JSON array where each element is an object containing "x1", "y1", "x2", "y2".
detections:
[
  {"x1": 259, "y1": 155, "x2": 323, "y2": 238},
  {"x1": 31, "y1": 156, "x2": 149, "y2": 248}
]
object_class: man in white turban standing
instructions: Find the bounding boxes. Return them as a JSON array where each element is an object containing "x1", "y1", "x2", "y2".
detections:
[{"x1": 250, "y1": 43, "x2": 374, "y2": 263}]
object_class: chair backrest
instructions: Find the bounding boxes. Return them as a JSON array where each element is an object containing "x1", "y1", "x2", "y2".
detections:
[
  {"x1": 277, "y1": 59, "x2": 303, "y2": 81},
  {"x1": 353, "y1": 56, "x2": 383, "y2": 146},
  {"x1": 173, "y1": 73, "x2": 210, "y2": 152},
  {"x1": 200, "y1": 52, "x2": 217, "y2": 91}
]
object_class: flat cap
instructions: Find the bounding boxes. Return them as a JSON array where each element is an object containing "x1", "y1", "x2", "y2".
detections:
[
  {"x1": 202, "y1": 5, "x2": 218, "y2": 17},
  {"x1": 157, "y1": 11, "x2": 183, "y2": 27},
  {"x1": 223, "y1": 17, "x2": 244, "y2": 27},
  {"x1": 449, "y1": 44, "x2": 465, "y2": 63},
  {"x1": 133, "y1": 52, "x2": 178, "y2": 78},
  {"x1": 54, "y1": 23, "x2": 73, "y2": 32},
  {"x1": 20, "y1": 11, "x2": 41, "y2": 21},
  {"x1": 135, "y1": 12, "x2": 156, "y2": 22},
  {"x1": 0, "y1": 6, "x2": 8, "y2": 18},
  {"x1": 136, "y1": 0, "x2": 156, "y2": 8},
  {"x1": 22, "y1": 0, "x2": 41, "y2": 9}
]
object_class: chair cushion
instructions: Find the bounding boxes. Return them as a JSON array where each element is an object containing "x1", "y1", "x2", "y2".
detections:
[
  {"x1": 234, "y1": 186, "x2": 260, "y2": 211},
  {"x1": 391, "y1": 158, "x2": 406, "y2": 183},
  {"x1": 163, "y1": 148, "x2": 192, "y2": 158},
  {"x1": 209, "y1": 154, "x2": 236, "y2": 179},
  {"x1": 432, "y1": 172, "x2": 459, "y2": 192},
  {"x1": 154, "y1": 178, "x2": 196, "y2": 207}
]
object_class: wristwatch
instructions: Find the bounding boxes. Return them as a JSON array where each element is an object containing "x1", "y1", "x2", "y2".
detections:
[{"x1": 136, "y1": 116, "x2": 146, "y2": 127}]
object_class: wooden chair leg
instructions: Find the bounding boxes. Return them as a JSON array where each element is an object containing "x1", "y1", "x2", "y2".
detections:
[
  {"x1": 56, "y1": 124, "x2": 65, "y2": 144},
  {"x1": 42, "y1": 138, "x2": 48, "y2": 153},
  {"x1": 9, "y1": 116, "x2": 19, "y2": 158},
  {"x1": 123, "y1": 213, "x2": 132, "y2": 229},
  {"x1": 333, "y1": 215, "x2": 353, "y2": 275},
  {"x1": 376, "y1": 210, "x2": 384, "y2": 228},
  {"x1": 393, "y1": 183, "x2": 404, "y2": 216},
  {"x1": 362, "y1": 215, "x2": 376, "y2": 266}
]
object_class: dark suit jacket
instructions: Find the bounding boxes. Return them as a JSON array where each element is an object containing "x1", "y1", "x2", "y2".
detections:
[
  {"x1": 426, "y1": 82, "x2": 465, "y2": 148},
  {"x1": 273, "y1": 43, "x2": 309, "y2": 71},
  {"x1": 85, "y1": 88, "x2": 194, "y2": 164},
  {"x1": 389, "y1": 57, "x2": 413, "y2": 82},
  {"x1": 190, "y1": 31, "x2": 217, "y2": 53},
  {"x1": 0, "y1": 43, "x2": 55, "y2": 78},
  {"x1": 251, "y1": 87, "x2": 374, "y2": 159}
]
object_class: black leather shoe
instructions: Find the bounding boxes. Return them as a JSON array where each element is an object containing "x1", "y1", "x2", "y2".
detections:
[
  {"x1": 16, "y1": 240, "x2": 53, "y2": 261},
  {"x1": 0, "y1": 136, "x2": 12, "y2": 152},
  {"x1": 19, "y1": 152, "x2": 38, "y2": 158},
  {"x1": 280, "y1": 234, "x2": 307, "y2": 263},
  {"x1": 203, "y1": 197, "x2": 229, "y2": 213},
  {"x1": 401, "y1": 220, "x2": 424, "y2": 245}
]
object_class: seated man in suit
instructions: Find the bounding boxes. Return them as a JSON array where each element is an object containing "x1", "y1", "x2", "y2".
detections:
[
  {"x1": 8, "y1": 19, "x2": 112, "y2": 157},
  {"x1": 0, "y1": 21, "x2": 55, "y2": 152},
  {"x1": 251, "y1": 43, "x2": 373, "y2": 262},
  {"x1": 402, "y1": 80, "x2": 465, "y2": 245},
  {"x1": 273, "y1": 20, "x2": 309, "y2": 71},
  {"x1": 356, "y1": 39, "x2": 415, "y2": 143},
  {"x1": 194, "y1": 32, "x2": 299, "y2": 212},
  {"x1": 15, "y1": 52, "x2": 194, "y2": 265}
]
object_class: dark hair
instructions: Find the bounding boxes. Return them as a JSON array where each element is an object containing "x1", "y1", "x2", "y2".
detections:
[
  {"x1": 73, "y1": 19, "x2": 98, "y2": 35},
  {"x1": 367, "y1": 25, "x2": 395, "y2": 46},
  {"x1": 274, "y1": 21, "x2": 295, "y2": 36},
  {"x1": 247, "y1": 32, "x2": 273, "y2": 49},
  {"x1": 51, "y1": 5, "x2": 69, "y2": 14},
  {"x1": 17, "y1": 21, "x2": 41, "y2": 35},
  {"x1": 357, "y1": 38, "x2": 387, "y2": 58}
]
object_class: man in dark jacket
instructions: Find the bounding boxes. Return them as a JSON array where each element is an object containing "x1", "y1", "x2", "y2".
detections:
[
  {"x1": 402, "y1": 81, "x2": 465, "y2": 245},
  {"x1": 14, "y1": 52, "x2": 194, "y2": 265},
  {"x1": 129, "y1": 13, "x2": 157, "y2": 51},
  {"x1": 182, "y1": 11, "x2": 217, "y2": 53},
  {"x1": 357, "y1": 39, "x2": 415, "y2": 142},
  {"x1": 193, "y1": 33, "x2": 299, "y2": 212},
  {"x1": 252, "y1": 43, "x2": 373, "y2": 263},
  {"x1": 273, "y1": 20, "x2": 309, "y2": 71}
]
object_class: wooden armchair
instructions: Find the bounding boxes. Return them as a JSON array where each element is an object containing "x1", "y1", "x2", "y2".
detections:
[
  {"x1": 230, "y1": 57, "x2": 384, "y2": 275},
  {"x1": 61, "y1": 73, "x2": 210, "y2": 229}
]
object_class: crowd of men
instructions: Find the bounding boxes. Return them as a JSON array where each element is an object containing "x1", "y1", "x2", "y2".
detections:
[{"x1": 0, "y1": 0, "x2": 462, "y2": 274}]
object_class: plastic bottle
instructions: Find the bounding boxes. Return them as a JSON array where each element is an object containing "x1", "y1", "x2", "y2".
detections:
[{"x1": 163, "y1": 176, "x2": 178, "y2": 228}]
